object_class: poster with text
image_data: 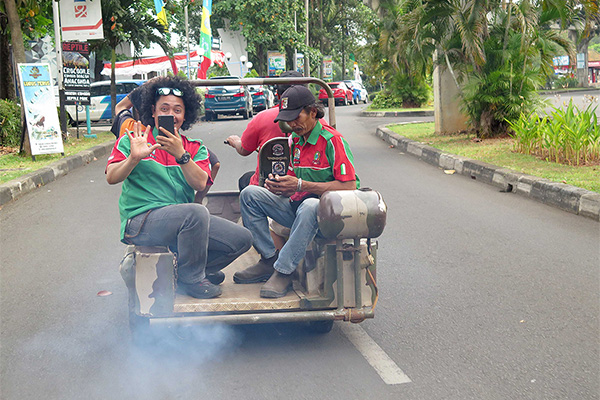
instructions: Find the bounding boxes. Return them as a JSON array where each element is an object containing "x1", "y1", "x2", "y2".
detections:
[
  {"x1": 17, "y1": 64, "x2": 64, "y2": 156},
  {"x1": 62, "y1": 41, "x2": 91, "y2": 105},
  {"x1": 268, "y1": 51, "x2": 286, "y2": 76},
  {"x1": 323, "y1": 56, "x2": 333, "y2": 81}
]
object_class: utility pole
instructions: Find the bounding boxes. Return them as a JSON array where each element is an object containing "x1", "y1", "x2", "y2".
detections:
[
  {"x1": 185, "y1": 3, "x2": 191, "y2": 79},
  {"x1": 52, "y1": 0, "x2": 67, "y2": 135},
  {"x1": 304, "y1": 0, "x2": 309, "y2": 77}
]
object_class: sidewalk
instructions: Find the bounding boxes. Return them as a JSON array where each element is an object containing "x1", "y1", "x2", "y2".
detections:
[{"x1": 375, "y1": 124, "x2": 600, "y2": 222}]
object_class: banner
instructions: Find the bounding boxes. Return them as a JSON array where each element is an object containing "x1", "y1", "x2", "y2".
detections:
[
  {"x1": 62, "y1": 41, "x2": 91, "y2": 105},
  {"x1": 268, "y1": 51, "x2": 286, "y2": 76},
  {"x1": 323, "y1": 56, "x2": 333, "y2": 81},
  {"x1": 59, "y1": 0, "x2": 103, "y2": 41},
  {"x1": 101, "y1": 50, "x2": 225, "y2": 77},
  {"x1": 198, "y1": 0, "x2": 213, "y2": 79},
  {"x1": 17, "y1": 64, "x2": 64, "y2": 156}
]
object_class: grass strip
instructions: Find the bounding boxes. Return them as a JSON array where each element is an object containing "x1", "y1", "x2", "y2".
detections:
[
  {"x1": 0, "y1": 132, "x2": 114, "y2": 184},
  {"x1": 388, "y1": 122, "x2": 600, "y2": 193}
]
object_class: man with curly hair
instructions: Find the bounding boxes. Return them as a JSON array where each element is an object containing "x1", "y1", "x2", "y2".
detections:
[{"x1": 106, "y1": 76, "x2": 252, "y2": 299}]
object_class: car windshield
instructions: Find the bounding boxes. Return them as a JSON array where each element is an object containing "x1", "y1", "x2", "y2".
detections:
[{"x1": 328, "y1": 83, "x2": 340, "y2": 89}]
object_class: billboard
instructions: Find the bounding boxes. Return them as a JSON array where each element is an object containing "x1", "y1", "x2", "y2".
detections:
[{"x1": 17, "y1": 64, "x2": 64, "y2": 156}]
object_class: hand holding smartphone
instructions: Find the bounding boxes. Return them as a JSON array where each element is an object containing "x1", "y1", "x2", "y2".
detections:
[{"x1": 157, "y1": 115, "x2": 175, "y2": 136}]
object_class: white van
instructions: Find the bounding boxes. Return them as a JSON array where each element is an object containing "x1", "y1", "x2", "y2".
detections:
[{"x1": 65, "y1": 80, "x2": 144, "y2": 123}]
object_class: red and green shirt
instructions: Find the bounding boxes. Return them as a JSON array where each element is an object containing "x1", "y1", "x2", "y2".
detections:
[
  {"x1": 288, "y1": 121, "x2": 359, "y2": 202},
  {"x1": 106, "y1": 119, "x2": 213, "y2": 240}
]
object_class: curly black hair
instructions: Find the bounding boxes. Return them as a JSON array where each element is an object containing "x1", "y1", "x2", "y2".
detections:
[{"x1": 137, "y1": 76, "x2": 201, "y2": 131}]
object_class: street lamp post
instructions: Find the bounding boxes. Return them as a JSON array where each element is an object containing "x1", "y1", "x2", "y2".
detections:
[{"x1": 225, "y1": 53, "x2": 251, "y2": 77}]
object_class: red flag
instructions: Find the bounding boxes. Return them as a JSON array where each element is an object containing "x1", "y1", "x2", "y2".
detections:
[{"x1": 197, "y1": 56, "x2": 211, "y2": 79}]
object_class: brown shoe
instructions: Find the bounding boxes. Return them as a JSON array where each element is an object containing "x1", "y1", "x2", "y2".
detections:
[
  {"x1": 233, "y1": 252, "x2": 277, "y2": 284},
  {"x1": 260, "y1": 271, "x2": 293, "y2": 298}
]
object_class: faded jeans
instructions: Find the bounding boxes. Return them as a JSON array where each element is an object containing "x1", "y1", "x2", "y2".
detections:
[
  {"x1": 124, "y1": 203, "x2": 252, "y2": 284},
  {"x1": 240, "y1": 185, "x2": 320, "y2": 275}
]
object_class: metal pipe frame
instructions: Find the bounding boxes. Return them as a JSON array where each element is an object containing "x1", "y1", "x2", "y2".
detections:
[{"x1": 148, "y1": 308, "x2": 374, "y2": 327}]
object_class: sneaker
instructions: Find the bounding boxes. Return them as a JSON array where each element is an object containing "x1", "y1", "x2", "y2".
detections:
[
  {"x1": 178, "y1": 278, "x2": 222, "y2": 299},
  {"x1": 206, "y1": 271, "x2": 225, "y2": 285},
  {"x1": 260, "y1": 270, "x2": 293, "y2": 298},
  {"x1": 233, "y1": 252, "x2": 278, "y2": 284}
]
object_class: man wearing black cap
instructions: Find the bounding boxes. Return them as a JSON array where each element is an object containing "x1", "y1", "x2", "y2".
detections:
[
  {"x1": 237, "y1": 85, "x2": 359, "y2": 298},
  {"x1": 224, "y1": 70, "x2": 303, "y2": 190}
]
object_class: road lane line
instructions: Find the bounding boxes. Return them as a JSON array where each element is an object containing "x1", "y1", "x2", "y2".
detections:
[{"x1": 340, "y1": 323, "x2": 412, "y2": 385}]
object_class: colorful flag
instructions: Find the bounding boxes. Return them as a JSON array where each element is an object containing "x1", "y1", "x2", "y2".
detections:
[
  {"x1": 197, "y1": 0, "x2": 213, "y2": 79},
  {"x1": 154, "y1": 0, "x2": 168, "y2": 28}
]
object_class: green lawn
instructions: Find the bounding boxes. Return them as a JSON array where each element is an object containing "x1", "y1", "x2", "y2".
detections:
[
  {"x1": 0, "y1": 132, "x2": 114, "y2": 184},
  {"x1": 388, "y1": 122, "x2": 600, "y2": 193}
]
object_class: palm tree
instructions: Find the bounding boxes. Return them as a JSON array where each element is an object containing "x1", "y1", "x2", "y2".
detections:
[{"x1": 379, "y1": 0, "x2": 574, "y2": 137}]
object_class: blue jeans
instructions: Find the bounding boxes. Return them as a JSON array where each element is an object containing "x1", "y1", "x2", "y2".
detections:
[
  {"x1": 240, "y1": 185, "x2": 320, "y2": 275},
  {"x1": 124, "y1": 203, "x2": 252, "y2": 284}
]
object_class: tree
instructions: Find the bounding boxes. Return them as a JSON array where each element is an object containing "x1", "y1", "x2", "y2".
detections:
[
  {"x1": 90, "y1": 0, "x2": 171, "y2": 118},
  {"x1": 211, "y1": 0, "x2": 302, "y2": 76},
  {"x1": 0, "y1": 0, "x2": 52, "y2": 100},
  {"x1": 373, "y1": 0, "x2": 575, "y2": 137}
]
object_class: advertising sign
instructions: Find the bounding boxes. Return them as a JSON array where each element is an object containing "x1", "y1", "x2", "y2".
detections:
[
  {"x1": 60, "y1": 0, "x2": 104, "y2": 41},
  {"x1": 17, "y1": 64, "x2": 64, "y2": 156},
  {"x1": 296, "y1": 53, "x2": 304, "y2": 73},
  {"x1": 553, "y1": 55, "x2": 569, "y2": 67},
  {"x1": 323, "y1": 56, "x2": 333, "y2": 81},
  {"x1": 62, "y1": 41, "x2": 91, "y2": 105},
  {"x1": 268, "y1": 51, "x2": 286, "y2": 76}
]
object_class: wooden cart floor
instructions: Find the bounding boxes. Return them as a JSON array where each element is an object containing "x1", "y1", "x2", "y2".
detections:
[{"x1": 173, "y1": 248, "x2": 303, "y2": 313}]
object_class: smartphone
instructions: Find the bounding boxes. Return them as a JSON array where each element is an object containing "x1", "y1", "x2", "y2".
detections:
[{"x1": 157, "y1": 115, "x2": 174, "y2": 136}]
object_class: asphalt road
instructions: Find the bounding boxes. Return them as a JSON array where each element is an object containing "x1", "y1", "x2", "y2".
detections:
[{"x1": 1, "y1": 103, "x2": 598, "y2": 400}]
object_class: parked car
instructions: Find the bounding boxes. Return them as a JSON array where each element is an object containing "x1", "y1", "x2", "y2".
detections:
[
  {"x1": 318, "y1": 82, "x2": 354, "y2": 106},
  {"x1": 345, "y1": 80, "x2": 369, "y2": 104},
  {"x1": 64, "y1": 80, "x2": 145, "y2": 123},
  {"x1": 249, "y1": 85, "x2": 275, "y2": 112},
  {"x1": 204, "y1": 76, "x2": 253, "y2": 121}
]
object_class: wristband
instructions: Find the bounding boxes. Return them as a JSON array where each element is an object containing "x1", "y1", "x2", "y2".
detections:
[{"x1": 297, "y1": 178, "x2": 302, "y2": 192}]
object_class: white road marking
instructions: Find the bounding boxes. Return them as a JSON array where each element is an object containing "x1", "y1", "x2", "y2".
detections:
[{"x1": 340, "y1": 323, "x2": 412, "y2": 385}]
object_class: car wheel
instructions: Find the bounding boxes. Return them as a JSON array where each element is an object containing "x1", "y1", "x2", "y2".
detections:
[
  {"x1": 243, "y1": 109, "x2": 249, "y2": 119},
  {"x1": 204, "y1": 112, "x2": 212, "y2": 121},
  {"x1": 364, "y1": 96, "x2": 368, "y2": 104}
]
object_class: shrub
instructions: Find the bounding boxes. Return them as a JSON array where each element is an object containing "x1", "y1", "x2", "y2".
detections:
[
  {"x1": 371, "y1": 73, "x2": 430, "y2": 109},
  {"x1": 554, "y1": 75, "x2": 578, "y2": 89},
  {"x1": 0, "y1": 99, "x2": 21, "y2": 147},
  {"x1": 507, "y1": 100, "x2": 600, "y2": 165}
]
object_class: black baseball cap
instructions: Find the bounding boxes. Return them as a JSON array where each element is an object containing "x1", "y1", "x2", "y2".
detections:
[
  {"x1": 276, "y1": 70, "x2": 304, "y2": 96},
  {"x1": 274, "y1": 86, "x2": 316, "y2": 122}
]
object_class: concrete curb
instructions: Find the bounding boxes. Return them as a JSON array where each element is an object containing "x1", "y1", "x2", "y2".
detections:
[
  {"x1": 362, "y1": 110, "x2": 434, "y2": 118},
  {"x1": 375, "y1": 124, "x2": 600, "y2": 222},
  {"x1": 0, "y1": 140, "x2": 115, "y2": 207}
]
